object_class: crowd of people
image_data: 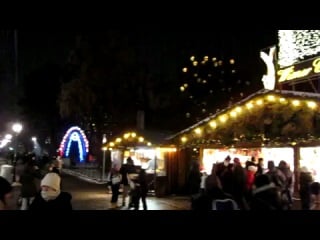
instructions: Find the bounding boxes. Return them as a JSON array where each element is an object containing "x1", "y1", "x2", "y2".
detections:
[
  {"x1": 189, "y1": 156, "x2": 320, "y2": 210},
  {"x1": 0, "y1": 153, "x2": 72, "y2": 210},
  {"x1": 108, "y1": 156, "x2": 148, "y2": 210}
]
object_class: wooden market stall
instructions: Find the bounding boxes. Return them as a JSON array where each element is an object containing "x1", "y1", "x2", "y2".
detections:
[
  {"x1": 103, "y1": 129, "x2": 177, "y2": 197},
  {"x1": 168, "y1": 89, "x2": 320, "y2": 191}
]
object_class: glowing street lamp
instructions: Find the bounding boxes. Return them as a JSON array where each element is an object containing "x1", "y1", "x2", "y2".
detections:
[
  {"x1": 12, "y1": 123, "x2": 22, "y2": 134},
  {"x1": 12, "y1": 122, "x2": 23, "y2": 182},
  {"x1": 5, "y1": 134, "x2": 12, "y2": 140}
]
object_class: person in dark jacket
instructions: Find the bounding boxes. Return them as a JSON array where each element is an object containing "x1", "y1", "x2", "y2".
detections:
[
  {"x1": 20, "y1": 158, "x2": 42, "y2": 210},
  {"x1": 29, "y1": 172, "x2": 72, "y2": 210},
  {"x1": 187, "y1": 161, "x2": 201, "y2": 196},
  {"x1": 250, "y1": 174, "x2": 283, "y2": 210},
  {"x1": 119, "y1": 157, "x2": 136, "y2": 207},
  {"x1": 299, "y1": 167, "x2": 313, "y2": 210},
  {"x1": 133, "y1": 168, "x2": 148, "y2": 210}
]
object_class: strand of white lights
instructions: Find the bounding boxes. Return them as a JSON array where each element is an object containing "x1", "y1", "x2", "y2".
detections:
[{"x1": 278, "y1": 30, "x2": 320, "y2": 68}]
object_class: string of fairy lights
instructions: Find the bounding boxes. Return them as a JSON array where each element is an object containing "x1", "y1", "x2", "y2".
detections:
[
  {"x1": 175, "y1": 91, "x2": 320, "y2": 146},
  {"x1": 105, "y1": 132, "x2": 152, "y2": 150}
]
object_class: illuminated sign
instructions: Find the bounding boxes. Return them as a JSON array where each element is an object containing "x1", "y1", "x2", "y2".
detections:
[
  {"x1": 278, "y1": 30, "x2": 320, "y2": 68},
  {"x1": 277, "y1": 57, "x2": 320, "y2": 83}
]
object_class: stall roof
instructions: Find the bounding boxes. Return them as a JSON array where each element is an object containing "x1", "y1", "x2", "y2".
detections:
[
  {"x1": 167, "y1": 89, "x2": 320, "y2": 141},
  {"x1": 105, "y1": 129, "x2": 174, "y2": 148}
]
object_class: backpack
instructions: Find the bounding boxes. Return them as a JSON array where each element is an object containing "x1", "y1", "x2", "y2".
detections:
[{"x1": 212, "y1": 199, "x2": 239, "y2": 210}]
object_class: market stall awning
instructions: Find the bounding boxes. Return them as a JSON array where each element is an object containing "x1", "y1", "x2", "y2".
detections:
[
  {"x1": 103, "y1": 129, "x2": 173, "y2": 149},
  {"x1": 168, "y1": 89, "x2": 320, "y2": 148}
]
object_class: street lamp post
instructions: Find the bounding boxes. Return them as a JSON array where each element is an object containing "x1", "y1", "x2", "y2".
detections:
[
  {"x1": 102, "y1": 147, "x2": 107, "y2": 181},
  {"x1": 12, "y1": 123, "x2": 22, "y2": 183},
  {"x1": 102, "y1": 134, "x2": 107, "y2": 181}
]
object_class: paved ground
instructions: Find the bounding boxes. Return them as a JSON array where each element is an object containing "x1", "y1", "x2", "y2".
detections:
[
  {"x1": 2, "y1": 160, "x2": 303, "y2": 210},
  {"x1": 61, "y1": 173, "x2": 190, "y2": 210}
]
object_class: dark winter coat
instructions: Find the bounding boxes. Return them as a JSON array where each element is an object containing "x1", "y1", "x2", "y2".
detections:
[
  {"x1": 192, "y1": 187, "x2": 236, "y2": 210},
  {"x1": 20, "y1": 165, "x2": 41, "y2": 198},
  {"x1": 250, "y1": 184, "x2": 283, "y2": 210},
  {"x1": 29, "y1": 192, "x2": 72, "y2": 210},
  {"x1": 120, "y1": 164, "x2": 136, "y2": 186}
]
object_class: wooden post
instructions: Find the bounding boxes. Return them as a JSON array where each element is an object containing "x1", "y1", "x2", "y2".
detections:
[{"x1": 293, "y1": 145, "x2": 300, "y2": 193}]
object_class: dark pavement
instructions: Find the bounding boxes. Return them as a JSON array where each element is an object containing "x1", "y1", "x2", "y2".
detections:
[{"x1": 60, "y1": 173, "x2": 190, "y2": 210}]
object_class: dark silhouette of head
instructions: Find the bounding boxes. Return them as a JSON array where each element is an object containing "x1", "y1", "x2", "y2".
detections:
[
  {"x1": 127, "y1": 157, "x2": 134, "y2": 165},
  {"x1": 254, "y1": 174, "x2": 271, "y2": 188}
]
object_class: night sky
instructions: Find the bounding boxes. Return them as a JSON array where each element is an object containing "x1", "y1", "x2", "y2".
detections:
[
  {"x1": 0, "y1": 29, "x2": 278, "y2": 137},
  {"x1": 18, "y1": 29, "x2": 277, "y2": 79}
]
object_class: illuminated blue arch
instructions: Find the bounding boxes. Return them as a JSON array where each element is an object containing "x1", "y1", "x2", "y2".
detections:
[{"x1": 59, "y1": 126, "x2": 89, "y2": 162}]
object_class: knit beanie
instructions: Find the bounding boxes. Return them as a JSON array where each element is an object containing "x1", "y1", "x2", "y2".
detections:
[{"x1": 41, "y1": 173, "x2": 61, "y2": 191}]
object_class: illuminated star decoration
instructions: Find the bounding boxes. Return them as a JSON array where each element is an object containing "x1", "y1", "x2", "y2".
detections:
[{"x1": 59, "y1": 126, "x2": 89, "y2": 162}]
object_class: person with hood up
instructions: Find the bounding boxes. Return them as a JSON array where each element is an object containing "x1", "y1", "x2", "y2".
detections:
[
  {"x1": 250, "y1": 174, "x2": 283, "y2": 210},
  {"x1": 29, "y1": 172, "x2": 72, "y2": 210},
  {"x1": 299, "y1": 166, "x2": 313, "y2": 210},
  {"x1": 0, "y1": 176, "x2": 14, "y2": 210}
]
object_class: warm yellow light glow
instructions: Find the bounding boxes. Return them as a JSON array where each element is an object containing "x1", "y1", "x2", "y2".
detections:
[
  {"x1": 109, "y1": 148, "x2": 112, "y2": 151},
  {"x1": 109, "y1": 142, "x2": 115, "y2": 147},
  {"x1": 230, "y1": 59, "x2": 235, "y2": 64},
  {"x1": 292, "y1": 100, "x2": 300, "y2": 106},
  {"x1": 230, "y1": 111, "x2": 237, "y2": 118},
  {"x1": 156, "y1": 147, "x2": 177, "y2": 152},
  {"x1": 115, "y1": 138, "x2": 122, "y2": 143},
  {"x1": 235, "y1": 106, "x2": 242, "y2": 113},
  {"x1": 202, "y1": 80, "x2": 207, "y2": 84},
  {"x1": 183, "y1": 83, "x2": 188, "y2": 88},
  {"x1": 124, "y1": 133, "x2": 130, "y2": 139},
  {"x1": 218, "y1": 60, "x2": 223, "y2": 66},
  {"x1": 180, "y1": 86, "x2": 185, "y2": 92},
  {"x1": 194, "y1": 128, "x2": 201, "y2": 135},
  {"x1": 267, "y1": 95, "x2": 276, "y2": 101},
  {"x1": 209, "y1": 121, "x2": 217, "y2": 128},
  {"x1": 204, "y1": 56, "x2": 209, "y2": 61},
  {"x1": 181, "y1": 137, "x2": 187, "y2": 142},
  {"x1": 138, "y1": 137, "x2": 144, "y2": 142},
  {"x1": 190, "y1": 56, "x2": 195, "y2": 61},
  {"x1": 307, "y1": 101, "x2": 317, "y2": 109},
  {"x1": 182, "y1": 67, "x2": 188, "y2": 72},
  {"x1": 124, "y1": 151, "x2": 130, "y2": 157},
  {"x1": 214, "y1": 62, "x2": 218, "y2": 67},
  {"x1": 102, "y1": 147, "x2": 107, "y2": 151},
  {"x1": 256, "y1": 99, "x2": 263, "y2": 105},
  {"x1": 246, "y1": 102, "x2": 254, "y2": 109},
  {"x1": 279, "y1": 97, "x2": 286, "y2": 103},
  {"x1": 212, "y1": 57, "x2": 217, "y2": 61},
  {"x1": 219, "y1": 115, "x2": 227, "y2": 123},
  {"x1": 147, "y1": 142, "x2": 152, "y2": 146},
  {"x1": 193, "y1": 61, "x2": 198, "y2": 66},
  {"x1": 131, "y1": 132, "x2": 137, "y2": 138}
]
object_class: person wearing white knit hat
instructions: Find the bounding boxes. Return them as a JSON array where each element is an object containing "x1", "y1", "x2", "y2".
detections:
[{"x1": 29, "y1": 172, "x2": 72, "y2": 210}]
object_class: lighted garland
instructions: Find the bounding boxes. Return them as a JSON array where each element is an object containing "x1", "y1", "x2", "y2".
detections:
[
  {"x1": 177, "y1": 93, "x2": 320, "y2": 147},
  {"x1": 105, "y1": 132, "x2": 152, "y2": 149}
]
